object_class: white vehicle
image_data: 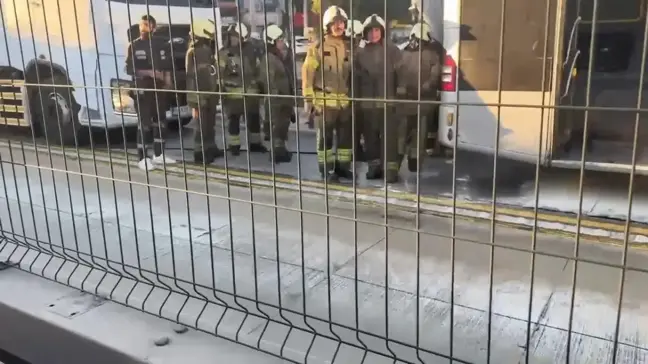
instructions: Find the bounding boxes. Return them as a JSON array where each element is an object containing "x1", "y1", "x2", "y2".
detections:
[
  {"x1": 0, "y1": 0, "x2": 223, "y2": 146},
  {"x1": 416, "y1": 0, "x2": 648, "y2": 174}
]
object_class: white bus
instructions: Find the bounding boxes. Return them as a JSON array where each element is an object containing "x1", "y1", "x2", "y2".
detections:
[
  {"x1": 0, "y1": 0, "x2": 223, "y2": 146},
  {"x1": 411, "y1": 0, "x2": 648, "y2": 174}
]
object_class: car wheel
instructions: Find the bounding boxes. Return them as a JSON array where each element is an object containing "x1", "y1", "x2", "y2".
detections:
[{"x1": 30, "y1": 74, "x2": 85, "y2": 147}]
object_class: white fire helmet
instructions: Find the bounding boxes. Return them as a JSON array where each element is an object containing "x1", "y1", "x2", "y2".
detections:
[
  {"x1": 322, "y1": 6, "x2": 348, "y2": 29},
  {"x1": 263, "y1": 24, "x2": 284, "y2": 45},
  {"x1": 190, "y1": 19, "x2": 216, "y2": 40},
  {"x1": 362, "y1": 14, "x2": 386, "y2": 31},
  {"x1": 345, "y1": 19, "x2": 363, "y2": 38},
  {"x1": 410, "y1": 22, "x2": 432, "y2": 42},
  {"x1": 227, "y1": 22, "x2": 250, "y2": 41}
]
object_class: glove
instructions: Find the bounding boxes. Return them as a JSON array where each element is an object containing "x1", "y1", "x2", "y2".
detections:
[{"x1": 290, "y1": 113, "x2": 296, "y2": 124}]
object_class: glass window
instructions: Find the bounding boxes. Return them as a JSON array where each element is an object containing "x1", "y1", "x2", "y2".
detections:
[
  {"x1": 108, "y1": 0, "x2": 213, "y2": 8},
  {"x1": 459, "y1": 0, "x2": 556, "y2": 91}
]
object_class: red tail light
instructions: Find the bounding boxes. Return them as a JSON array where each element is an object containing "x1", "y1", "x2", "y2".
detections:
[{"x1": 441, "y1": 55, "x2": 457, "y2": 92}]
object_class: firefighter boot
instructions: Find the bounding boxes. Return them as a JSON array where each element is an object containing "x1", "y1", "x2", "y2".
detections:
[
  {"x1": 249, "y1": 143, "x2": 268, "y2": 153},
  {"x1": 194, "y1": 146, "x2": 224, "y2": 164},
  {"x1": 365, "y1": 163, "x2": 383, "y2": 180},
  {"x1": 272, "y1": 146, "x2": 293, "y2": 164},
  {"x1": 385, "y1": 169, "x2": 400, "y2": 184},
  {"x1": 335, "y1": 165, "x2": 354, "y2": 180},
  {"x1": 319, "y1": 162, "x2": 339, "y2": 183},
  {"x1": 407, "y1": 157, "x2": 419, "y2": 172},
  {"x1": 229, "y1": 145, "x2": 241, "y2": 156}
]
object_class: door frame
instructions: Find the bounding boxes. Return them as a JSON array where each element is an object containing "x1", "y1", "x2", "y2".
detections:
[{"x1": 547, "y1": 0, "x2": 573, "y2": 165}]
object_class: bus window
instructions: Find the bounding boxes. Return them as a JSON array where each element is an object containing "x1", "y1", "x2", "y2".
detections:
[
  {"x1": 458, "y1": 0, "x2": 556, "y2": 92},
  {"x1": 108, "y1": 0, "x2": 214, "y2": 7},
  {"x1": 580, "y1": 0, "x2": 645, "y2": 23}
]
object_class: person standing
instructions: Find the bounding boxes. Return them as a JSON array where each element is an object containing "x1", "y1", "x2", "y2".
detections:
[
  {"x1": 259, "y1": 24, "x2": 296, "y2": 164},
  {"x1": 396, "y1": 22, "x2": 441, "y2": 175},
  {"x1": 186, "y1": 19, "x2": 225, "y2": 164},
  {"x1": 125, "y1": 14, "x2": 177, "y2": 171},
  {"x1": 356, "y1": 14, "x2": 402, "y2": 183},
  {"x1": 301, "y1": 5, "x2": 354, "y2": 182},
  {"x1": 346, "y1": 18, "x2": 366, "y2": 163},
  {"x1": 217, "y1": 23, "x2": 267, "y2": 156}
]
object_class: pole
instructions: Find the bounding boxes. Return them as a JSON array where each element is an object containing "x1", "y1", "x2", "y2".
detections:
[{"x1": 303, "y1": 0, "x2": 309, "y2": 36}]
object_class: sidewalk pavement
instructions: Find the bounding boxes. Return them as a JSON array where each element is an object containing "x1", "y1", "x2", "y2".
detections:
[{"x1": 0, "y1": 146, "x2": 647, "y2": 363}]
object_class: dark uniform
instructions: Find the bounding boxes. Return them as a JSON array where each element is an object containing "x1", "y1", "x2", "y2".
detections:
[
  {"x1": 125, "y1": 34, "x2": 173, "y2": 162},
  {"x1": 396, "y1": 27, "x2": 441, "y2": 173},
  {"x1": 185, "y1": 34, "x2": 224, "y2": 164},
  {"x1": 356, "y1": 15, "x2": 402, "y2": 182},
  {"x1": 348, "y1": 34, "x2": 365, "y2": 162},
  {"x1": 259, "y1": 46, "x2": 295, "y2": 163},
  {"x1": 216, "y1": 30, "x2": 266, "y2": 155},
  {"x1": 346, "y1": 20, "x2": 366, "y2": 162}
]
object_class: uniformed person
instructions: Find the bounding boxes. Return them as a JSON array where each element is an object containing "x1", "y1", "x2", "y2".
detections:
[
  {"x1": 356, "y1": 14, "x2": 402, "y2": 183},
  {"x1": 346, "y1": 19, "x2": 365, "y2": 162},
  {"x1": 217, "y1": 23, "x2": 267, "y2": 156},
  {"x1": 185, "y1": 19, "x2": 225, "y2": 164},
  {"x1": 125, "y1": 15, "x2": 176, "y2": 171},
  {"x1": 302, "y1": 6, "x2": 354, "y2": 182},
  {"x1": 396, "y1": 22, "x2": 441, "y2": 174},
  {"x1": 259, "y1": 24, "x2": 295, "y2": 164},
  {"x1": 346, "y1": 19, "x2": 364, "y2": 47}
]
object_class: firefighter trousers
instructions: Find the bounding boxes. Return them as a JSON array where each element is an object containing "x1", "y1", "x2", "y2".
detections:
[
  {"x1": 135, "y1": 89, "x2": 168, "y2": 160},
  {"x1": 364, "y1": 106, "x2": 400, "y2": 175},
  {"x1": 400, "y1": 112, "x2": 429, "y2": 162},
  {"x1": 352, "y1": 106, "x2": 364, "y2": 160},
  {"x1": 315, "y1": 106, "x2": 353, "y2": 175},
  {"x1": 266, "y1": 103, "x2": 293, "y2": 149},
  {"x1": 194, "y1": 102, "x2": 218, "y2": 152},
  {"x1": 225, "y1": 99, "x2": 262, "y2": 147}
]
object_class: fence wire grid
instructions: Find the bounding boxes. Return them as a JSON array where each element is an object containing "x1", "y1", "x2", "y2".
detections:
[{"x1": 1, "y1": 0, "x2": 648, "y2": 363}]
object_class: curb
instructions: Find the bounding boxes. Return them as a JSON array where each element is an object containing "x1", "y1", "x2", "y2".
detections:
[{"x1": 3, "y1": 140, "x2": 648, "y2": 245}]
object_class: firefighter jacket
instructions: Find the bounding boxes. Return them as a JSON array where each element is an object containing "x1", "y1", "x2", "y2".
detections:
[
  {"x1": 301, "y1": 34, "x2": 351, "y2": 109},
  {"x1": 216, "y1": 42, "x2": 261, "y2": 101},
  {"x1": 355, "y1": 40, "x2": 402, "y2": 109},
  {"x1": 185, "y1": 39, "x2": 218, "y2": 108},
  {"x1": 396, "y1": 41, "x2": 442, "y2": 115},
  {"x1": 258, "y1": 47, "x2": 295, "y2": 108}
]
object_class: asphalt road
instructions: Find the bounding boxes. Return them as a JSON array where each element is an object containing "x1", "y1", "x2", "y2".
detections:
[
  {"x1": 0, "y1": 146, "x2": 647, "y2": 363},
  {"x1": 4, "y1": 122, "x2": 648, "y2": 224}
]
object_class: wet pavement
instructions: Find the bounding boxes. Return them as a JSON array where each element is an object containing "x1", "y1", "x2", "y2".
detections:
[
  {"x1": 117, "y1": 122, "x2": 648, "y2": 224},
  {"x1": 4, "y1": 121, "x2": 648, "y2": 224},
  {"x1": 1, "y1": 149, "x2": 648, "y2": 363}
]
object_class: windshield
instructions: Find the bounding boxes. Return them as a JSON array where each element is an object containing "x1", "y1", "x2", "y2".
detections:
[
  {"x1": 107, "y1": 0, "x2": 213, "y2": 7},
  {"x1": 254, "y1": 0, "x2": 279, "y2": 12}
]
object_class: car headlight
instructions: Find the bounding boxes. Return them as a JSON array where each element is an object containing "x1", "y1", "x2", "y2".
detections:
[{"x1": 110, "y1": 78, "x2": 137, "y2": 115}]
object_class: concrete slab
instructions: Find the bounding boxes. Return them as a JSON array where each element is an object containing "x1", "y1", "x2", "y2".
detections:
[{"x1": 1, "y1": 149, "x2": 648, "y2": 363}]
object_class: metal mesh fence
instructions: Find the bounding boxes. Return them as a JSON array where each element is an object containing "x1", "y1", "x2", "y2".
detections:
[{"x1": 1, "y1": 0, "x2": 648, "y2": 363}]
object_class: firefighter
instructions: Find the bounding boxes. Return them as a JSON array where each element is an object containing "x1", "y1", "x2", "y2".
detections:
[
  {"x1": 185, "y1": 19, "x2": 225, "y2": 164},
  {"x1": 396, "y1": 22, "x2": 441, "y2": 174},
  {"x1": 217, "y1": 23, "x2": 267, "y2": 156},
  {"x1": 302, "y1": 5, "x2": 354, "y2": 182},
  {"x1": 346, "y1": 18, "x2": 366, "y2": 162},
  {"x1": 258, "y1": 24, "x2": 295, "y2": 164},
  {"x1": 356, "y1": 14, "x2": 402, "y2": 183},
  {"x1": 346, "y1": 19, "x2": 364, "y2": 47},
  {"x1": 125, "y1": 14, "x2": 176, "y2": 171}
]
